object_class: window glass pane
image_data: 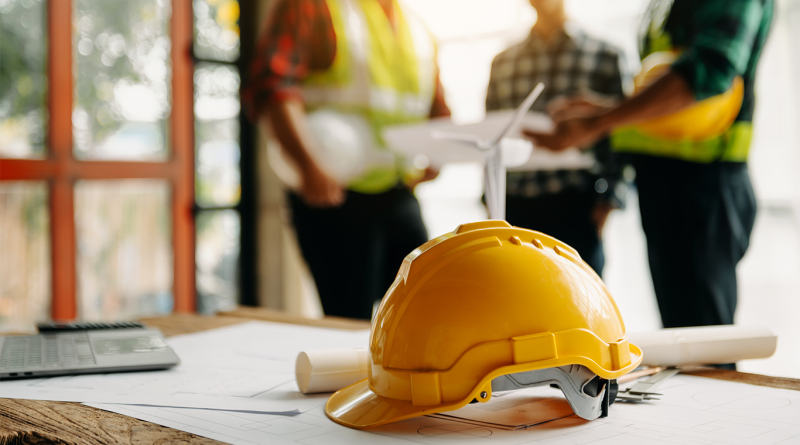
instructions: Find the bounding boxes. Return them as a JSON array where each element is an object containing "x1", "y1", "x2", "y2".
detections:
[
  {"x1": 193, "y1": 0, "x2": 240, "y2": 62},
  {"x1": 75, "y1": 180, "x2": 172, "y2": 321},
  {"x1": 73, "y1": 0, "x2": 171, "y2": 161},
  {"x1": 0, "y1": 182, "x2": 50, "y2": 332},
  {"x1": 196, "y1": 209, "x2": 239, "y2": 314},
  {"x1": 195, "y1": 63, "x2": 241, "y2": 206},
  {"x1": 0, "y1": 0, "x2": 47, "y2": 159}
]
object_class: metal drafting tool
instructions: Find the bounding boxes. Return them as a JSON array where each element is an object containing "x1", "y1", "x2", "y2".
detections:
[{"x1": 616, "y1": 367, "x2": 680, "y2": 402}]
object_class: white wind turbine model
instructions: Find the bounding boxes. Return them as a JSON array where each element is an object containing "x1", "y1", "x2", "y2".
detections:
[{"x1": 431, "y1": 83, "x2": 545, "y2": 220}]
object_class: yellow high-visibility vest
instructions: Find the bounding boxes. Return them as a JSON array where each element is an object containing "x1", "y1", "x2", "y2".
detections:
[
  {"x1": 270, "y1": 0, "x2": 438, "y2": 194},
  {"x1": 611, "y1": 51, "x2": 750, "y2": 163},
  {"x1": 611, "y1": 0, "x2": 752, "y2": 164}
]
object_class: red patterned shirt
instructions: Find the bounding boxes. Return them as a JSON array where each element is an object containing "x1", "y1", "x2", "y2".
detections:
[{"x1": 245, "y1": 0, "x2": 450, "y2": 119}]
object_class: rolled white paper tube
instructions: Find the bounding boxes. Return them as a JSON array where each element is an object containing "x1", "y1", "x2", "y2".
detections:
[
  {"x1": 295, "y1": 348, "x2": 369, "y2": 394},
  {"x1": 294, "y1": 326, "x2": 777, "y2": 394},
  {"x1": 629, "y1": 325, "x2": 777, "y2": 367}
]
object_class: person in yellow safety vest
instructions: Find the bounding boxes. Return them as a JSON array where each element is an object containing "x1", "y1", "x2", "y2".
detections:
[
  {"x1": 524, "y1": 0, "x2": 774, "y2": 366},
  {"x1": 245, "y1": 0, "x2": 450, "y2": 320}
]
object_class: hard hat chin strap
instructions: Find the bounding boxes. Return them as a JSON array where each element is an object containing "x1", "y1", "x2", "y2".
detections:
[{"x1": 490, "y1": 364, "x2": 617, "y2": 420}]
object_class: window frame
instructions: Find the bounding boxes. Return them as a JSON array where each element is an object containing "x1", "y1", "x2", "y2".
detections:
[
  {"x1": 191, "y1": 0, "x2": 259, "y2": 309},
  {"x1": 0, "y1": 0, "x2": 197, "y2": 319}
]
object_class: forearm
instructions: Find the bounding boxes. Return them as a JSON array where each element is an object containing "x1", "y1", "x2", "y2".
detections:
[
  {"x1": 595, "y1": 71, "x2": 696, "y2": 133},
  {"x1": 430, "y1": 75, "x2": 451, "y2": 118},
  {"x1": 262, "y1": 98, "x2": 320, "y2": 174},
  {"x1": 261, "y1": 97, "x2": 344, "y2": 206}
]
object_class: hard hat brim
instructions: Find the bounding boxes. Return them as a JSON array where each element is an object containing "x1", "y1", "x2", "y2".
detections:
[
  {"x1": 325, "y1": 378, "x2": 472, "y2": 429},
  {"x1": 326, "y1": 342, "x2": 643, "y2": 429}
]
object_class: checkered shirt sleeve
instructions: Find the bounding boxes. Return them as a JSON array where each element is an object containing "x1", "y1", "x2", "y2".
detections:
[
  {"x1": 243, "y1": 0, "x2": 337, "y2": 119},
  {"x1": 486, "y1": 30, "x2": 630, "y2": 208}
]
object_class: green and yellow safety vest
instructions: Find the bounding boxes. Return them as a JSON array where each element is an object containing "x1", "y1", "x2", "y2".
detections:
[
  {"x1": 610, "y1": 0, "x2": 759, "y2": 163},
  {"x1": 299, "y1": 0, "x2": 437, "y2": 193}
]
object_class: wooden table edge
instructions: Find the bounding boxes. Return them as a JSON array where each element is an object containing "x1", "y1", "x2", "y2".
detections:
[
  {"x1": 679, "y1": 366, "x2": 800, "y2": 391},
  {"x1": 2, "y1": 311, "x2": 799, "y2": 445},
  {"x1": 218, "y1": 306, "x2": 372, "y2": 331}
]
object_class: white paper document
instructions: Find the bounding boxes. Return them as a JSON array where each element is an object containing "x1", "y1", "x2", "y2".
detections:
[
  {"x1": 296, "y1": 348, "x2": 369, "y2": 394},
  {"x1": 0, "y1": 321, "x2": 369, "y2": 413},
  {"x1": 383, "y1": 110, "x2": 596, "y2": 172},
  {"x1": 629, "y1": 325, "x2": 778, "y2": 367},
  {"x1": 88, "y1": 375, "x2": 800, "y2": 445}
]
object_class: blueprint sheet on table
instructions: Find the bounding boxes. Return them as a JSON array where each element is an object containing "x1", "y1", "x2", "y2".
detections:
[
  {"x1": 88, "y1": 375, "x2": 800, "y2": 445},
  {"x1": 0, "y1": 321, "x2": 368, "y2": 413}
]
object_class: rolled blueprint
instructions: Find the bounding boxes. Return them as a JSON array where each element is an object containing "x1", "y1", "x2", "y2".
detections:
[
  {"x1": 295, "y1": 326, "x2": 777, "y2": 394},
  {"x1": 629, "y1": 325, "x2": 777, "y2": 367},
  {"x1": 295, "y1": 348, "x2": 369, "y2": 394}
]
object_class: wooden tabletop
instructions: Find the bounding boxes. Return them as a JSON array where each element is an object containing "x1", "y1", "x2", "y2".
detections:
[{"x1": 1, "y1": 308, "x2": 797, "y2": 444}]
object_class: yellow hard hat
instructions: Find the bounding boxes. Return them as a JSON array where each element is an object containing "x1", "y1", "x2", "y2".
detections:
[
  {"x1": 326, "y1": 220, "x2": 642, "y2": 429},
  {"x1": 626, "y1": 51, "x2": 744, "y2": 141}
]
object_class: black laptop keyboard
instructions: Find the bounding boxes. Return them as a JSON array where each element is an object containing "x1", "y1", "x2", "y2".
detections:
[{"x1": 0, "y1": 334, "x2": 97, "y2": 372}]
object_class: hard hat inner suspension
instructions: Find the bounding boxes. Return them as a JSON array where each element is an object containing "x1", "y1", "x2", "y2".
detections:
[{"x1": 491, "y1": 364, "x2": 618, "y2": 420}]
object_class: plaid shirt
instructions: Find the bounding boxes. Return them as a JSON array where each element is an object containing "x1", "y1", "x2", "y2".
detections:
[
  {"x1": 486, "y1": 25, "x2": 629, "y2": 207},
  {"x1": 245, "y1": 0, "x2": 450, "y2": 119}
]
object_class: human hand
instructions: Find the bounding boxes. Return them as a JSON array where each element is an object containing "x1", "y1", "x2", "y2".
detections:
[
  {"x1": 523, "y1": 115, "x2": 606, "y2": 152},
  {"x1": 591, "y1": 200, "x2": 614, "y2": 237},
  {"x1": 299, "y1": 163, "x2": 345, "y2": 208},
  {"x1": 548, "y1": 98, "x2": 603, "y2": 123},
  {"x1": 407, "y1": 167, "x2": 440, "y2": 190}
]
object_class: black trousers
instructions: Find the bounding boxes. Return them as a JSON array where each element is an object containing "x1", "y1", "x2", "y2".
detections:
[
  {"x1": 288, "y1": 187, "x2": 428, "y2": 320},
  {"x1": 632, "y1": 155, "x2": 757, "y2": 328},
  {"x1": 505, "y1": 191, "x2": 605, "y2": 276}
]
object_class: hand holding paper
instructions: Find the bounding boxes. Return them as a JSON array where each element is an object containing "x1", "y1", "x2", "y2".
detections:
[
  {"x1": 523, "y1": 115, "x2": 607, "y2": 152},
  {"x1": 383, "y1": 83, "x2": 597, "y2": 219}
]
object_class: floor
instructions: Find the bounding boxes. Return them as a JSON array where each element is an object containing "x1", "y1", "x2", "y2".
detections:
[{"x1": 415, "y1": 164, "x2": 800, "y2": 379}]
